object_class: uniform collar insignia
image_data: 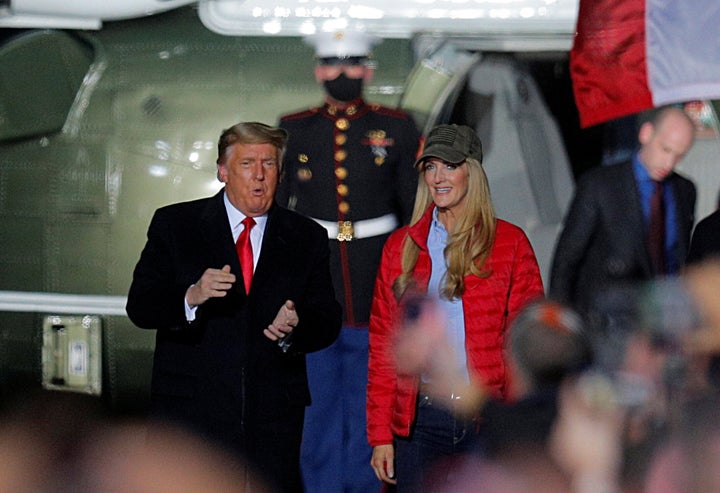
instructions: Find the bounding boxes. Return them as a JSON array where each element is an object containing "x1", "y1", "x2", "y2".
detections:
[{"x1": 323, "y1": 98, "x2": 366, "y2": 118}]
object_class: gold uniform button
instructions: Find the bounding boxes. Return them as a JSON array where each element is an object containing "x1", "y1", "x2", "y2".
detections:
[
  {"x1": 338, "y1": 201, "x2": 350, "y2": 213},
  {"x1": 335, "y1": 134, "x2": 347, "y2": 146},
  {"x1": 299, "y1": 154, "x2": 309, "y2": 163},
  {"x1": 337, "y1": 184, "x2": 348, "y2": 196},
  {"x1": 375, "y1": 156, "x2": 385, "y2": 166},
  {"x1": 335, "y1": 167, "x2": 348, "y2": 180},
  {"x1": 297, "y1": 167, "x2": 312, "y2": 181},
  {"x1": 336, "y1": 118, "x2": 349, "y2": 131},
  {"x1": 335, "y1": 149, "x2": 347, "y2": 162}
]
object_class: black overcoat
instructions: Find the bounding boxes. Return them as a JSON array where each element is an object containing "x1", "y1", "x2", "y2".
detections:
[{"x1": 127, "y1": 190, "x2": 341, "y2": 492}]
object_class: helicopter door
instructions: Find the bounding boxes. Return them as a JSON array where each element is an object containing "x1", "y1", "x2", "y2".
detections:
[{"x1": 399, "y1": 38, "x2": 480, "y2": 135}]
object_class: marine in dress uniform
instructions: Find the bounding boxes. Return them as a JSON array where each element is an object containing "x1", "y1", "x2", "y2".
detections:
[{"x1": 277, "y1": 29, "x2": 422, "y2": 493}]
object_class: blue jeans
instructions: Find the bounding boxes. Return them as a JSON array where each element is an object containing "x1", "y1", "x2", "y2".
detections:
[{"x1": 394, "y1": 394, "x2": 480, "y2": 493}]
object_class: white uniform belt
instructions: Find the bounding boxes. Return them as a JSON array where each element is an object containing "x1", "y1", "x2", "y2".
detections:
[{"x1": 312, "y1": 213, "x2": 398, "y2": 241}]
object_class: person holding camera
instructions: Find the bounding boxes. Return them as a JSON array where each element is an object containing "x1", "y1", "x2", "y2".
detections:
[{"x1": 366, "y1": 124, "x2": 544, "y2": 492}]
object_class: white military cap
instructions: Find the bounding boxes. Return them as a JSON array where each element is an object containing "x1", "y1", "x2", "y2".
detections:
[{"x1": 304, "y1": 29, "x2": 381, "y2": 60}]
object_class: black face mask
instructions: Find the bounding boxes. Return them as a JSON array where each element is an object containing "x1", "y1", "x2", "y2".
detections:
[{"x1": 323, "y1": 73, "x2": 363, "y2": 102}]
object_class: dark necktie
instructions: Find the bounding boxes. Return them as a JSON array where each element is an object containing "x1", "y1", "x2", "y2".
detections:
[
  {"x1": 648, "y1": 181, "x2": 666, "y2": 275},
  {"x1": 236, "y1": 217, "x2": 256, "y2": 293}
]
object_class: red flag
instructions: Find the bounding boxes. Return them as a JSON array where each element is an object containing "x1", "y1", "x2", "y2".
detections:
[
  {"x1": 570, "y1": 0, "x2": 652, "y2": 128},
  {"x1": 571, "y1": 0, "x2": 720, "y2": 128}
]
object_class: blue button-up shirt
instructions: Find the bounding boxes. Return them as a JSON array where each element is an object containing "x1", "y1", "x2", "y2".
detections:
[{"x1": 426, "y1": 207, "x2": 469, "y2": 382}]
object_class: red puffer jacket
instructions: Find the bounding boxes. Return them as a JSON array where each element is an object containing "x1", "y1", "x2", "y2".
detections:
[{"x1": 367, "y1": 206, "x2": 544, "y2": 446}]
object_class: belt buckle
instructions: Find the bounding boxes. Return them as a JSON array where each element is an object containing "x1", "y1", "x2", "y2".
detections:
[{"x1": 337, "y1": 221, "x2": 354, "y2": 241}]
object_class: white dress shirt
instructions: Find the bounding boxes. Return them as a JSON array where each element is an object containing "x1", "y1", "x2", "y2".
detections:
[{"x1": 184, "y1": 192, "x2": 268, "y2": 320}]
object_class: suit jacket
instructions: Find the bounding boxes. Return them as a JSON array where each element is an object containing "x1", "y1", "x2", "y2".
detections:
[
  {"x1": 687, "y1": 209, "x2": 720, "y2": 265},
  {"x1": 126, "y1": 190, "x2": 341, "y2": 491},
  {"x1": 549, "y1": 162, "x2": 695, "y2": 315}
]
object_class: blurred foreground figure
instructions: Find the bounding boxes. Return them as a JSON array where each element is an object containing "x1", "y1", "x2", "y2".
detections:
[
  {"x1": 0, "y1": 391, "x2": 271, "y2": 493},
  {"x1": 427, "y1": 448, "x2": 572, "y2": 493},
  {"x1": 640, "y1": 260, "x2": 720, "y2": 493},
  {"x1": 384, "y1": 260, "x2": 720, "y2": 493},
  {"x1": 392, "y1": 298, "x2": 591, "y2": 492},
  {"x1": 644, "y1": 394, "x2": 720, "y2": 493},
  {"x1": 684, "y1": 260, "x2": 720, "y2": 339},
  {"x1": 367, "y1": 124, "x2": 543, "y2": 492},
  {"x1": 682, "y1": 259, "x2": 720, "y2": 383},
  {"x1": 479, "y1": 299, "x2": 592, "y2": 457},
  {"x1": 550, "y1": 270, "x2": 719, "y2": 493},
  {"x1": 687, "y1": 208, "x2": 720, "y2": 265},
  {"x1": 392, "y1": 298, "x2": 590, "y2": 416}
]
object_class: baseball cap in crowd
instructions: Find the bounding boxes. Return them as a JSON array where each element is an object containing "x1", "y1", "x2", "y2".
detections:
[
  {"x1": 414, "y1": 124, "x2": 483, "y2": 167},
  {"x1": 304, "y1": 29, "x2": 381, "y2": 65}
]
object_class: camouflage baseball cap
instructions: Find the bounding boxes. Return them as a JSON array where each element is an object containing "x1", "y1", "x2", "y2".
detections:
[{"x1": 414, "y1": 124, "x2": 483, "y2": 167}]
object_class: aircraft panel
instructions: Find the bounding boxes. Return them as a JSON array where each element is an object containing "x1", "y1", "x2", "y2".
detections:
[
  {"x1": 198, "y1": 0, "x2": 579, "y2": 42},
  {"x1": 0, "y1": 30, "x2": 93, "y2": 141},
  {"x1": 0, "y1": 312, "x2": 42, "y2": 400}
]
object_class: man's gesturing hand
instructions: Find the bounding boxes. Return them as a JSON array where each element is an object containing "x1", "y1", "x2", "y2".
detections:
[
  {"x1": 265, "y1": 300, "x2": 298, "y2": 342},
  {"x1": 186, "y1": 265, "x2": 236, "y2": 307}
]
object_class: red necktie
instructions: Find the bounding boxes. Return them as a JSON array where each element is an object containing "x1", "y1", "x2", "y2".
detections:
[
  {"x1": 648, "y1": 181, "x2": 666, "y2": 275},
  {"x1": 236, "y1": 217, "x2": 256, "y2": 293}
]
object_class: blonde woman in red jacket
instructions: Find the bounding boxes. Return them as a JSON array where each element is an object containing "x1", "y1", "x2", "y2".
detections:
[{"x1": 367, "y1": 124, "x2": 544, "y2": 492}]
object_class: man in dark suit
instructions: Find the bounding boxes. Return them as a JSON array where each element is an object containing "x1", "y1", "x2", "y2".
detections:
[
  {"x1": 688, "y1": 208, "x2": 720, "y2": 265},
  {"x1": 686, "y1": 207, "x2": 720, "y2": 388},
  {"x1": 550, "y1": 105, "x2": 696, "y2": 318},
  {"x1": 126, "y1": 122, "x2": 342, "y2": 493}
]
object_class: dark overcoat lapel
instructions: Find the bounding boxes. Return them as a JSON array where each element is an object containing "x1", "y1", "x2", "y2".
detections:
[
  {"x1": 252, "y1": 206, "x2": 287, "y2": 296},
  {"x1": 198, "y1": 190, "x2": 249, "y2": 300},
  {"x1": 668, "y1": 173, "x2": 695, "y2": 262}
]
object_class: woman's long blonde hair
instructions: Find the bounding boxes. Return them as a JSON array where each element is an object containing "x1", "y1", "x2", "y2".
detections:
[{"x1": 393, "y1": 157, "x2": 496, "y2": 300}]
